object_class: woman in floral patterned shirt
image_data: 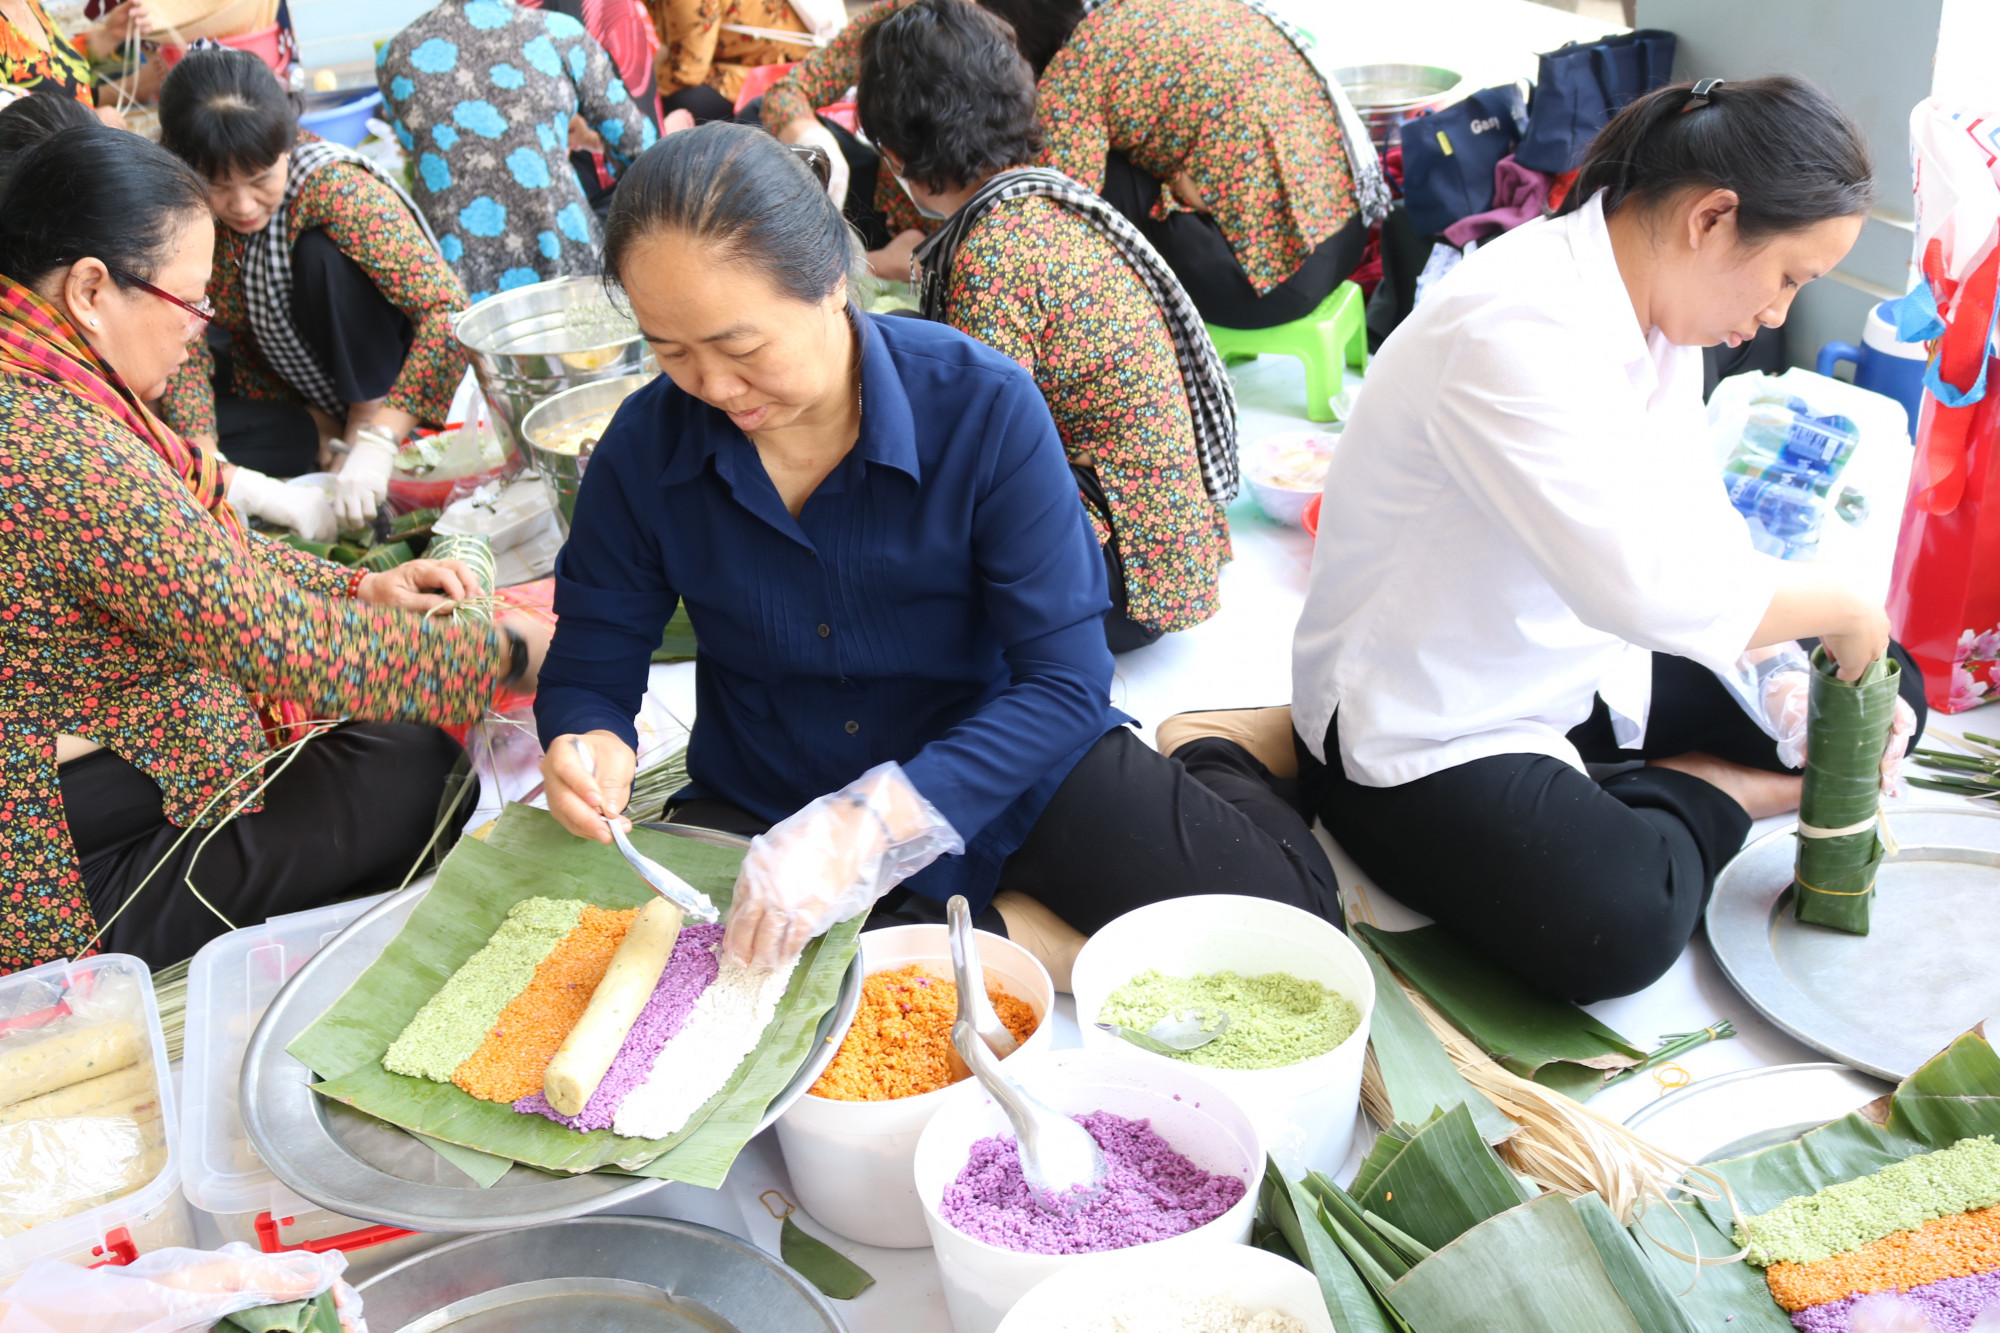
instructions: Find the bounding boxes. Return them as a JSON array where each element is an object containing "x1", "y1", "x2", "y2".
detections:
[
  {"x1": 155, "y1": 49, "x2": 469, "y2": 518},
  {"x1": 0, "y1": 125, "x2": 549, "y2": 972},
  {"x1": 771, "y1": 0, "x2": 1362, "y2": 327},
  {"x1": 859, "y1": 0, "x2": 1228, "y2": 650}
]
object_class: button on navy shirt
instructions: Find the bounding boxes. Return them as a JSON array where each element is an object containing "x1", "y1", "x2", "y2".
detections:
[{"x1": 535, "y1": 311, "x2": 1121, "y2": 911}]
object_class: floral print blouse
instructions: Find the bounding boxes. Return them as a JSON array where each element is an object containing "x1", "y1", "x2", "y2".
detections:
[
  {"x1": 759, "y1": 0, "x2": 926, "y2": 239},
  {"x1": 658, "y1": 0, "x2": 807, "y2": 101},
  {"x1": 378, "y1": 0, "x2": 657, "y2": 302},
  {"x1": 0, "y1": 0, "x2": 92, "y2": 106},
  {"x1": 1038, "y1": 0, "x2": 1357, "y2": 296},
  {"x1": 158, "y1": 146, "x2": 470, "y2": 440},
  {"x1": 944, "y1": 195, "x2": 1226, "y2": 633},
  {"x1": 0, "y1": 373, "x2": 510, "y2": 972}
]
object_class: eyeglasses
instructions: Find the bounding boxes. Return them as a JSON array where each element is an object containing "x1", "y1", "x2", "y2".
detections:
[{"x1": 106, "y1": 265, "x2": 216, "y2": 326}]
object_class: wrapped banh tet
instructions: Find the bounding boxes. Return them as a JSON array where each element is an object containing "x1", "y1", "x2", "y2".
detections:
[{"x1": 1794, "y1": 646, "x2": 1900, "y2": 934}]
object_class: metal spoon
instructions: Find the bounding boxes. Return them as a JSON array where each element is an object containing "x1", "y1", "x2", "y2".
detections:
[
  {"x1": 1094, "y1": 1008, "x2": 1232, "y2": 1057},
  {"x1": 569, "y1": 737, "x2": 720, "y2": 923},
  {"x1": 948, "y1": 895, "x2": 1020, "y2": 1062}
]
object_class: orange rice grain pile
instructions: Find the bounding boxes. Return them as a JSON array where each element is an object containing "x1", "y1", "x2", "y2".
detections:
[
  {"x1": 452, "y1": 905, "x2": 639, "y2": 1104},
  {"x1": 1765, "y1": 1205, "x2": 2000, "y2": 1311},
  {"x1": 809, "y1": 964, "x2": 1038, "y2": 1102}
]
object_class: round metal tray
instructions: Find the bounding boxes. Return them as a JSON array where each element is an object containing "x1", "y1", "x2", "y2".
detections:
[
  {"x1": 1706, "y1": 804, "x2": 2000, "y2": 1081},
  {"x1": 1623, "y1": 1063, "x2": 1891, "y2": 1165},
  {"x1": 241, "y1": 825, "x2": 862, "y2": 1231},
  {"x1": 357, "y1": 1216, "x2": 845, "y2": 1332}
]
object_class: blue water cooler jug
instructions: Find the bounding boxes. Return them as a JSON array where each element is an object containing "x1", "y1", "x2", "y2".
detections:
[{"x1": 1816, "y1": 300, "x2": 1928, "y2": 436}]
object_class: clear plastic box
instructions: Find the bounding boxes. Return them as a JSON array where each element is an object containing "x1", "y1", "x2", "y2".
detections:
[
  {"x1": 0, "y1": 954, "x2": 192, "y2": 1284},
  {"x1": 182, "y1": 896, "x2": 412, "y2": 1254}
]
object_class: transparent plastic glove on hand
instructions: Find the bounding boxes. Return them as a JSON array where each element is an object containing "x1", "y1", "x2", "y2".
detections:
[
  {"x1": 722, "y1": 761, "x2": 963, "y2": 969},
  {"x1": 1765, "y1": 667, "x2": 1812, "y2": 770},
  {"x1": 1879, "y1": 696, "x2": 1917, "y2": 797},
  {"x1": 331, "y1": 426, "x2": 398, "y2": 529},
  {"x1": 0, "y1": 1241, "x2": 362, "y2": 1333},
  {"x1": 226, "y1": 466, "x2": 336, "y2": 543}
]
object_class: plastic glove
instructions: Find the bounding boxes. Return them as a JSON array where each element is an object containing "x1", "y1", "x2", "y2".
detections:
[
  {"x1": 0, "y1": 1241, "x2": 363, "y2": 1333},
  {"x1": 226, "y1": 466, "x2": 337, "y2": 542},
  {"x1": 722, "y1": 761, "x2": 963, "y2": 969},
  {"x1": 1765, "y1": 667, "x2": 1918, "y2": 795},
  {"x1": 331, "y1": 426, "x2": 398, "y2": 529}
]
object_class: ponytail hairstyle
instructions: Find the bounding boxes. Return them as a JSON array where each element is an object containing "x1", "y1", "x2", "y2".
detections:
[{"x1": 1557, "y1": 76, "x2": 1873, "y2": 244}]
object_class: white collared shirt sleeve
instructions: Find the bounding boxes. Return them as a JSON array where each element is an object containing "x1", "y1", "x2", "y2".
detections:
[{"x1": 1427, "y1": 315, "x2": 1778, "y2": 670}]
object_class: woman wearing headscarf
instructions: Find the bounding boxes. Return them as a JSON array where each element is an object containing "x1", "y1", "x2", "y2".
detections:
[
  {"x1": 0, "y1": 124, "x2": 549, "y2": 973},
  {"x1": 377, "y1": 0, "x2": 657, "y2": 300},
  {"x1": 155, "y1": 48, "x2": 468, "y2": 534},
  {"x1": 858, "y1": 0, "x2": 1233, "y2": 652}
]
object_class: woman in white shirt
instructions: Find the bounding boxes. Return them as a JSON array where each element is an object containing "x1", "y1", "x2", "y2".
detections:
[{"x1": 1169, "y1": 77, "x2": 1926, "y2": 1003}]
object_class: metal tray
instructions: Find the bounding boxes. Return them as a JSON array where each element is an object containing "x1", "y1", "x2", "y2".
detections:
[
  {"x1": 1706, "y1": 804, "x2": 2000, "y2": 1081},
  {"x1": 241, "y1": 825, "x2": 862, "y2": 1231},
  {"x1": 357, "y1": 1216, "x2": 844, "y2": 1332},
  {"x1": 1623, "y1": 1063, "x2": 1891, "y2": 1165}
]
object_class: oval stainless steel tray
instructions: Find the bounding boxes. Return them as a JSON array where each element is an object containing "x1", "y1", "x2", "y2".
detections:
[
  {"x1": 357, "y1": 1215, "x2": 845, "y2": 1332},
  {"x1": 1706, "y1": 803, "x2": 2000, "y2": 1081},
  {"x1": 1622, "y1": 1062, "x2": 1891, "y2": 1165},
  {"x1": 241, "y1": 824, "x2": 862, "y2": 1231}
]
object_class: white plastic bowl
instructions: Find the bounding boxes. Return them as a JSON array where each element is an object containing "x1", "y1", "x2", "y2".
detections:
[
  {"x1": 1070, "y1": 895, "x2": 1374, "y2": 1179},
  {"x1": 775, "y1": 925, "x2": 1055, "y2": 1248},
  {"x1": 1245, "y1": 429, "x2": 1339, "y2": 529},
  {"x1": 996, "y1": 1241, "x2": 1336, "y2": 1333},
  {"x1": 913, "y1": 1047, "x2": 1263, "y2": 1333}
]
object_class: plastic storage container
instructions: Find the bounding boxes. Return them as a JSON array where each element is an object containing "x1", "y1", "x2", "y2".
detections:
[
  {"x1": 1069, "y1": 894, "x2": 1375, "y2": 1179},
  {"x1": 181, "y1": 896, "x2": 419, "y2": 1258},
  {"x1": 912, "y1": 1047, "x2": 1262, "y2": 1333},
  {"x1": 996, "y1": 1241, "x2": 1336, "y2": 1333},
  {"x1": 775, "y1": 924, "x2": 1055, "y2": 1248},
  {"x1": 0, "y1": 954, "x2": 192, "y2": 1285}
]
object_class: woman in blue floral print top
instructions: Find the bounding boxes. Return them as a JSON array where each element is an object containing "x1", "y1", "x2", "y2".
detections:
[{"x1": 378, "y1": 0, "x2": 657, "y2": 301}]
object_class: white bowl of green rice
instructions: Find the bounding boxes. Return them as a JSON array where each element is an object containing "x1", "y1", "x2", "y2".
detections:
[{"x1": 1070, "y1": 895, "x2": 1374, "y2": 1180}]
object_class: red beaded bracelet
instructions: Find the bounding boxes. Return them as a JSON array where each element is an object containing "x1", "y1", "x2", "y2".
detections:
[{"x1": 346, "y1": 568, "x2": 369, "y2": 600}]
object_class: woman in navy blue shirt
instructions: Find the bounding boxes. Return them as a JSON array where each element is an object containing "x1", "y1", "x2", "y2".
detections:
[{"x1": 537, "y1": 123, "x2": 1337, "y2": 980}]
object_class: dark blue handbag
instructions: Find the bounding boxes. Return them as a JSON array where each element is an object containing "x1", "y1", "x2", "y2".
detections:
[
  {"x1": 1399, "y1": 83, "x2": 1527, "y2": 238},
  {"x1": 1515, "y1": 28, "x2": 1677, "y2": 175}
]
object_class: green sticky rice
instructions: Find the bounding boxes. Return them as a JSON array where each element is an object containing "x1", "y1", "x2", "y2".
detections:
[
  {"x1": 382, "y1": 897, "x2": 587, "y2": 1081},
  {"x1": 1099, "y1": 969, "x2": 1359, "y2": 1071},
  {"x1": 1735, "y1": 1135, "x2": 2000, "y2": 1267}
]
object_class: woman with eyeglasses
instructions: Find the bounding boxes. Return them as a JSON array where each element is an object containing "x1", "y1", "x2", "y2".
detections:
[
  {"x1": 0, "y1": 124, "x2": 552, "y2": 974},
  {"x1": 153, "y1": 48, "x2": 470, "y2": 535}
]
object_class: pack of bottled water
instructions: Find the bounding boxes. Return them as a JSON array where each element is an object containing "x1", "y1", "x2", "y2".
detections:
[{"x1": 1719, "y1": 391, "x2": 1863, "y2": 559}]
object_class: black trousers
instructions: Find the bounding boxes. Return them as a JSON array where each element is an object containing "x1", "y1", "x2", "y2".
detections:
[
  {"x1": 59, "y1": 723, "x2": 468, "y2": 967},
  {"x1": 1302, "y1": 644, "x2": 1928, "y2": 1004},
  {"x1": 1099, "y1": 150, "x2": 1367, "y2": 330},
  {"x1": 664, "y1": 726, "x2": 1341, "y2": 939},
  {"x1": 211, "y1": 229, "x2": 415, "y2": 477}
]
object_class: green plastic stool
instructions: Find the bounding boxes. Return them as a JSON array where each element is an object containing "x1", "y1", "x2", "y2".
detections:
[{"x1": 1206, "y1": 280, "x2": 1368, "y2": 423}]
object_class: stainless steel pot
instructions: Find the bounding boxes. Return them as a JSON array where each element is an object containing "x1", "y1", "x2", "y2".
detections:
[
  {"x1": 455, "y1": 277, "x2": 649, "y2": 450},
  {"x1": 519, "y1": 371, "x2": 658, "y2": 531},
  {"x1": 1332, "y1": 63, "x2": 1462, "y2": 150}
]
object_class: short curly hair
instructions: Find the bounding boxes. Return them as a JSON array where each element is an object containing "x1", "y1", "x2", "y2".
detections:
[{"x1": 857, "y1": 0, "x2": 1042, "y2": 194}]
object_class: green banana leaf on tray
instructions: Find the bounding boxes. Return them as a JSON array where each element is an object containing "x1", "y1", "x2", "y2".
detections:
[
  {"x1": 1356, "y1": 923, "x2": 1644, "y2": 1101},
  {"x1": 1793, "y1": 646, "x2": 1900, "y2": 934},
  {"x1": 287, "y1": 804, "x2": 862, "y2": 1188}
]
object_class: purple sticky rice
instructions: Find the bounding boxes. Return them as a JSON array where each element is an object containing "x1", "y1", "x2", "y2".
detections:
[
  {"x1": 938, "y1": 1110, "x2": 1246, "y2": 1255},
  {"x1": 1789, "y1": 1271, "x2": 2000, "y2": 1332},
  {"x1": 512, "y1": 922, "x2": 725, "y2": 1131}
]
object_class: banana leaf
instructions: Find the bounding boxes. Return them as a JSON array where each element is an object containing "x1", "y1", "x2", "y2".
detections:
[
  {"x1": 1259, "y1": 1159, "x2": 1403, "y2": 1333},
  {"x1": 1302, "y1": 1172, "x2": 1413, "y2": 1281},
  {"x1": 654, "y1": 608, "x2": 698, "y2": 663},
  {"x1": 1570, "y1": 1193, "x2": 1700, "y2": 1333},
  {"x1": 288, "y1": 804, "x2": 861, "y2": 1186},
  {"x1": 1794, "y1": 648, "x2": 1899, "y2": 933},
  {"x1": 1352, "y1": 933, "x2": 1517, "y2": 1144},
  {"x1": 780, "y1": 1217, "x2": 876, "y2": 1300},
  {"x1": 1356, "y1": 924, "x2": 1642, "y2": 1099},
  {"x1": 412, "y1": 1131, "x2": 512, "y2": 1187},
  {"x1": 1385, "y1": 1192, "x2": 1646, "y2": 1333},
  {"x1": 1344, "y1": 1102, "x2": 1530, "y2": 1252}
]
